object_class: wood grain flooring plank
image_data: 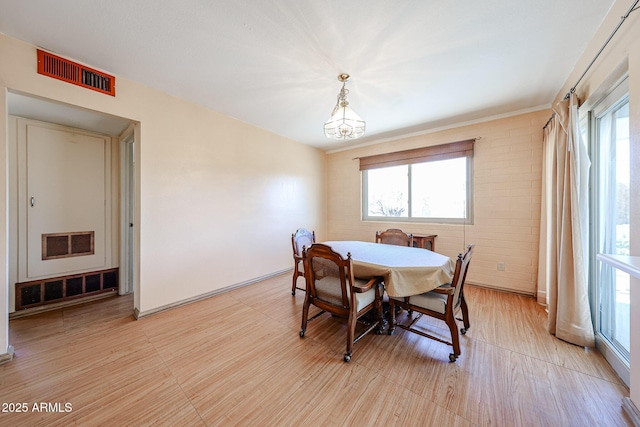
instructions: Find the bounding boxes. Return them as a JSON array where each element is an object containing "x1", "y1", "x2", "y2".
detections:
[{"x1": 0, "y1": 273, "x2": 631, "y2": 426}]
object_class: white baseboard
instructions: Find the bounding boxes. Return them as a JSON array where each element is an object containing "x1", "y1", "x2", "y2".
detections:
[
  {"x1": 623, "y1": 398, "x2": 640, "y2": 426},
  {"x1": 465, "y1": 281, "x2": 535, "y2": 298},
  {"x1": 536, "y1": 289, "x2": 547, "y2": 306},
  {"x1": 134, "y1": 268, "x2": 292, "y2": 319},
  {"x1": 0, "y1": 345, "x2": 15, "y2": 365}
]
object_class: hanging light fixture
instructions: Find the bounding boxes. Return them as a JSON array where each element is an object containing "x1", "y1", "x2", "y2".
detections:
[{"x1": 323, "y1": 73, "x2": 365, "y2": 140}]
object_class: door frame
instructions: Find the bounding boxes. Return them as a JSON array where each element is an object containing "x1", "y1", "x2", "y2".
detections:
[
  {"x1": 119, "y1": 124, "x2": 137, "y2": 296},
  {"x1": 585, "y1": 75, "x2": 630, "y2": 387},
  {"x1": 7, "y1": 105, "x2": 139, "y2": 314}
]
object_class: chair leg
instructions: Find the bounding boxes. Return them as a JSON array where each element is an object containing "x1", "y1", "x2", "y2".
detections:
[
  {"x1": 344, "y1": 311, "x2": 357, "y2": 362},
  {"x1": 375, "y1": 284, "x2": 384, "y2": 334},
  {"x1": 460, "y1": 293, "x2": 470, "y2": 334},
  {"x1": 299, "y1": 296, "x2": 311, "y2": 338},
  {"x1": 291, "y1": 264, "x2": 299, "y2": 296},
  {"x1": 388, "y1": 299, "x2": 396, "y2": 335},
  {"x1": 445, "y1": 311, "x2": 461, "y2": 362}
]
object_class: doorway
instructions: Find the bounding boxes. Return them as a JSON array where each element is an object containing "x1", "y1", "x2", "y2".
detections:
[{"x1": 7, "y1": 92, "x2": 137, "y2": 315}]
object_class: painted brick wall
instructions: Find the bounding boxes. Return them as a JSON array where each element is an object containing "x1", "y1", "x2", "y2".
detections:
[{"x1": 326, "y1": 109, "x2": 550, "y2": 296}]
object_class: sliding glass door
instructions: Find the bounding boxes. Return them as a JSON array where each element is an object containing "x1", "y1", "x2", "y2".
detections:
[{"x1": 590, "y1": 78, "x2": 630, "y2": 383}]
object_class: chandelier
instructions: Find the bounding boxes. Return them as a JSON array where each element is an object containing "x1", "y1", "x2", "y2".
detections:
[{"x1": 323, "y1": 73, "x2": 365, "y2": 140}]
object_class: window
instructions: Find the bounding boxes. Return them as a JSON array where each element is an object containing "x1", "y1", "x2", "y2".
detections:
[
  {"x1": 584, "y1": 75, "x2": 630, "y2": 385},
  {"x1": 360, "y1": 139, "x2": 474, "y2": 223},
  {"x1": 594, "y1": 88, "x2": 630, "y2": 356}
]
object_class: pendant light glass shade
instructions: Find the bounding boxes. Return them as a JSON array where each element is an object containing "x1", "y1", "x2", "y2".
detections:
[{"x1": 323, "y1": 74, "x2": 365, "y2": 140}]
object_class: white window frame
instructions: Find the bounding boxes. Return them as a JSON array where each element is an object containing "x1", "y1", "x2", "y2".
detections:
[
  {"x1": 583, "y1": 74, "x2": 630, "y2": 387},
  {"x1": 362, "y1": 155, "x2": 474, "y2": 224}
]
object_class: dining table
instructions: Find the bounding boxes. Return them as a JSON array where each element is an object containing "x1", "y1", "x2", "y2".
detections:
[{"x1": 321, "y1": 240, "x2": 455, "y2": 298}]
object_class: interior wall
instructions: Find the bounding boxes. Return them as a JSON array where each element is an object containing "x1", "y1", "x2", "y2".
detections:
[
  {"x1": 326, "y1": 109, "x2": 549, "y2": 296},
  {"x1": 0, "y1": 31, "x2": 326, "y2": 350},
  {"x1": 551, "y1": 0, "x2": 639, "y2": 410}
]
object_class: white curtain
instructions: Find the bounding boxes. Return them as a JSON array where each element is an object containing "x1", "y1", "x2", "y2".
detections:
[{"x1": 538, "y1": 93, "x2": 595, "y2": 347}]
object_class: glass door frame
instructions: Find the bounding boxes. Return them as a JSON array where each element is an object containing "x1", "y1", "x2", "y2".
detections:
[{"x1": 584, "y1": 75, "x2": 630, "y2": 386}]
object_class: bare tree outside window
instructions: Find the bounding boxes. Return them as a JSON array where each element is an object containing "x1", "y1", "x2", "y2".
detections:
[{"x1": 363, "y1": 158, "x2": 470, "y2": 222}]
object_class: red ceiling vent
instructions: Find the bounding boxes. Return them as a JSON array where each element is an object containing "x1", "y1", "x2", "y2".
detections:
[{"x1": 37, "y1": 49, "x2": 116, "y2": 96}]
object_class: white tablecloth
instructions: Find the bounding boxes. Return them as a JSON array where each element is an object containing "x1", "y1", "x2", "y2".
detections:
[{"x1": 322, "y1": 241, "x2": 455, "y2": 297}]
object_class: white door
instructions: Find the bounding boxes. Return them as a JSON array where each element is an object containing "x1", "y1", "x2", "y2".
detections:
[{"x1": 23, "y1": 122, "x2": 108, "y2": 279}]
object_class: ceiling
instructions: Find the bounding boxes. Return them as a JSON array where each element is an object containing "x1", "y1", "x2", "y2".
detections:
[{"x1": 0, "y1": 0, "x2": 615, "y2": 151}]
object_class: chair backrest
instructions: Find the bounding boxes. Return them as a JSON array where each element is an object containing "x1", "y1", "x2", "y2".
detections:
[
  {"x1": 375, "y1": 228, "x2": 413, "y2": 247},
  {"x1": 303, "y1": 243, "x2": 353, "y2": 309},
  {"x1": 450, "y1": 244, "x2": 475, "y2": 307},
  {"x1": 292, "y1": 228, "x2": 316, "y2": 257}
]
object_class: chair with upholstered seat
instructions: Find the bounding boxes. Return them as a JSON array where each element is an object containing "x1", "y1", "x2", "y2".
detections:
[
  {"x1": 375, "y1": 228, "x2": 413, "y2": 247},
  {"x1": 299, "y1": 243, "x2": 383, "y2": 362},
  {"x1": 388, "y1": 244, "x2": 475, "y2": 362},
  {"x1": 291, "y1": 228, "x2": 315, "y2": 296}
]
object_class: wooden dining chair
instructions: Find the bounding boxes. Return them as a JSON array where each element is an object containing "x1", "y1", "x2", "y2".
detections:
[
  {"x1": 291, "y1": 228, "x2": 315, "y2": 295},
  {"x1": 299, "y1": 243, "x2": 383, "y2": 362},
  {"x1": 388, "y1": 244, "x2": 475, "y2": 362},
  {"x1": 375, "y1": 228, "x2": 413, "y2": 247}
]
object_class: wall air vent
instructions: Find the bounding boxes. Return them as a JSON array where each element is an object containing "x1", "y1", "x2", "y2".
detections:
[{"x1": 37, "y1": 49, "x2": 116, "y2": 96}]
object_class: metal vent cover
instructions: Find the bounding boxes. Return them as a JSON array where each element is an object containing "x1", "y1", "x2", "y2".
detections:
[{"x1": 37, "y1": 49, "x2": 116, "y2": 96}]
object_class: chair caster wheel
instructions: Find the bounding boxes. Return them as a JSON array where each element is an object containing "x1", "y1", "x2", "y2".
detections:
[
  {"x1": 449, "y1": 353, "x2": 458, "y2": 362},
  {"x1": 299, "y1": 330, "x2": 305, "y2": 338},
  {"x1": 292, "y1": 291, "x2": 296, "y2": 296},
  {"x1": 388, "y1": 329, "x2": 395, "y2": 335},
  {"x1": 343, "y1": 354, "x2": 351, "y2": 362},
  {"x1": 461, "y1": 328, "x2": 467, "y2": 335}
]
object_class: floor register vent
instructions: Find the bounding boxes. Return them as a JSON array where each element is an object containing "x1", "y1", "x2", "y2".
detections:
[{"x1": 37, "y1": 49, "x2": 116, "y2": 96}]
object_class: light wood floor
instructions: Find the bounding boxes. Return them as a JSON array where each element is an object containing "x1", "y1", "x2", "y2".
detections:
[{"x1": 0, "y1": 273, "x2": 631, "y2": 426}]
